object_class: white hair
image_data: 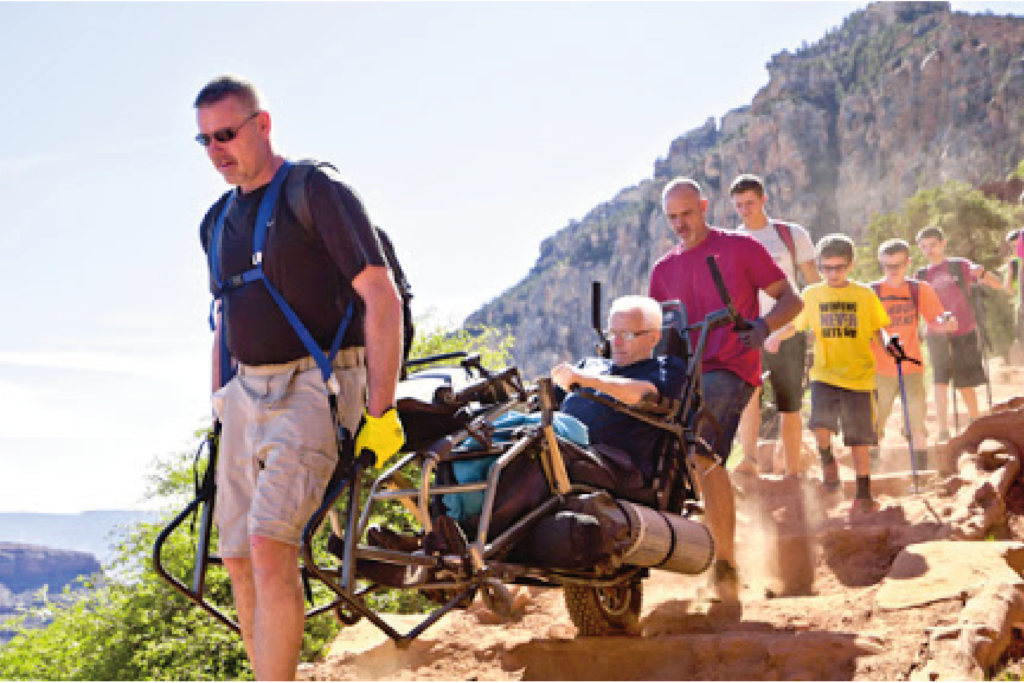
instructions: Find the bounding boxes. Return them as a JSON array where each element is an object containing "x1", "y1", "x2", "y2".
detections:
[{"x1": 609, "y1": 295, "x2": 663, "y2": 330}]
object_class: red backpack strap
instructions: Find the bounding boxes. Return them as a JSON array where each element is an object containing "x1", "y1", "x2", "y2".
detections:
[
  {"x1": 871, "y1": 279, "x2": 920, "y2": 317},
  {"x1": 906, "y1": 278, "x2": 920, "y2": 315},
  {"x1": 950, "y1": 259, "x2": 972, "y2": 299},
  {"x1": 772, "y1": 221, "x2": 798, "y2": 267}
]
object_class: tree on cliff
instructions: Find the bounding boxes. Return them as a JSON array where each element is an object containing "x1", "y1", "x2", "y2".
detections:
[{"x1": 0, "y1": 319, "x2": 513, "y2": 681}]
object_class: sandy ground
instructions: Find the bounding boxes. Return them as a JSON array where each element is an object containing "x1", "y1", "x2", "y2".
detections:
[{"x1": 300, "y1": 358, "x2": 1024, "y2": 681}]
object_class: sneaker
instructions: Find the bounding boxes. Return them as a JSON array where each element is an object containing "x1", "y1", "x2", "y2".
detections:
[
  {"x1": 822, "y1": 459, "x2": 841, "y2": 492},
  {"x1": 711, "y1": 559, "x2": 740, "y2": 604},
  {"x1": 849, "y1": 497, "x2": 879, "y2": 517}
]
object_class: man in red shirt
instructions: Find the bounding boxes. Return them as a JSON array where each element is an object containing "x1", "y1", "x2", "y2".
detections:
[{"x1": 650, "y1": 178, "x2": 803, "y2": 603}]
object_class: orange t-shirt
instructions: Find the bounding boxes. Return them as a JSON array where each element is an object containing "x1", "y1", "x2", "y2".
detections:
[{"x1": 871, "y1": 280, "x2": 946, "y2": 376}]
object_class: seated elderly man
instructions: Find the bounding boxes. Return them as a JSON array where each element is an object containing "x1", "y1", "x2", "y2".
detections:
[{"x1": 551, "y1": 295, "x2": 687, "y2": 486}]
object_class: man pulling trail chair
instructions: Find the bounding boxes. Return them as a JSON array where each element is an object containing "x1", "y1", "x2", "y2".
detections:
[{"x1": 154, "y1": 259, "x2": 745, "y2": 643}]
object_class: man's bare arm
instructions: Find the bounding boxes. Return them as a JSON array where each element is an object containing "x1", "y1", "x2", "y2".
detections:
[
  {"x1": 761, "y1": 278, "x2": 804, "y2": 332},
  {"x1": 352, "y1": 265, "x2": 403, "y2": 417},
  {"x1": 551, "y1": 363, "x2": 658, "y2": 406},
  {"x1": 797, "y1": 259, "x2": 822, "y2": 286}
]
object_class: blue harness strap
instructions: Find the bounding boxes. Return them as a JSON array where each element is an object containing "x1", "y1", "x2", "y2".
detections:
[{"x1": 208, "y1": 160, "x2": 355, "y2": 393}]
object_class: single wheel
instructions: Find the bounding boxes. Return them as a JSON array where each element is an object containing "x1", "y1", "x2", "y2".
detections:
[
  {"x1": 480, "y1": 578, "x2": 514, "y2": 619},
  {"x1": 563, "y1": 580, "x2": 642, "y2": 636}
]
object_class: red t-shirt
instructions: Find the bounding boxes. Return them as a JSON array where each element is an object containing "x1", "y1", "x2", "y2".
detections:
[
  {"x1": 649, "y1": 228, "x2": 786, "y2": 386},
  {"x1": 918, "y1": 258, "x2": 978, "y2": 337}
]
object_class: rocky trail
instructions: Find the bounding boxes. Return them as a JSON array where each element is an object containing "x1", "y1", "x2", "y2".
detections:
[{"x1": 301, "y1": 359, "x2": 1024, "y2": 681}]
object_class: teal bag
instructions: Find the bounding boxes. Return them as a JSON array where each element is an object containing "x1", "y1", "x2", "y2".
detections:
[{"x1": 443, "y1": 411, "x2": 589, "y2": 520}]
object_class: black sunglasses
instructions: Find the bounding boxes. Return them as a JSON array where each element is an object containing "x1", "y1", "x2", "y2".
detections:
[{"x1": 195, "y1": 111, "x2": 259, "y2": 147}]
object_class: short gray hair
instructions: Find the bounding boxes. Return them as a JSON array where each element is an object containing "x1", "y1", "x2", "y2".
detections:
[
  {"x1": 609, "y1": 295, "x2": 663, "y2": 330},
  {"x1": 194, "y1": 74, "x2": 265, "y2": 111}
]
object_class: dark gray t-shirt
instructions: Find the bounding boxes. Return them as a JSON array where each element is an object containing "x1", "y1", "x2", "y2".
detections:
[{"x1": 200, "y1": 165, "x2": 385, "y2": 365}]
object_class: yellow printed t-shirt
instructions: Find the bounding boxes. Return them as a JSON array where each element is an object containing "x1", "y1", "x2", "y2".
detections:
[
  {"x1": 871, "y1": 280, "x2": 945, "y2": 377},
  {"x1": 792, "y1": 281, "x2": 891, "y2": 391}
]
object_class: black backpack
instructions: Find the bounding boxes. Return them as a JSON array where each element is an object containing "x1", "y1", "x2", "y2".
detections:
[{"x1": 283, "y1": 160, "x2": 415, "y2": 363}]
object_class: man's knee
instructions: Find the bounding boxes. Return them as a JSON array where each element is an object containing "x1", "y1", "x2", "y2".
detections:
[{"x1": 249, "y1": 535, "x2": 301, "y2": 581}]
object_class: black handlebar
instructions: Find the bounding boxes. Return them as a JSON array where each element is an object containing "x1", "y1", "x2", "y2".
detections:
[{"x1": 705, "y1": 255, "x2": 751, "y2": 331}]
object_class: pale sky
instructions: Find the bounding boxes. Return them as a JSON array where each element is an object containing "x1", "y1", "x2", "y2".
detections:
[{"x1": 1, "y1": 1, "x2": 1019, "y2": 514}]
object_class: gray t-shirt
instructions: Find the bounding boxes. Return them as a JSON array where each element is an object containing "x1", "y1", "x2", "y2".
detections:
[{"x1": 735, "y1": 219, "x2": 814, "y2": 316}]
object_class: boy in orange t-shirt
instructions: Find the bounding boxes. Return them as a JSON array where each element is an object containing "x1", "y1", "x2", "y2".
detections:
[{"x1": 871, "y1": 239, "x2": 956, "y2": 469}]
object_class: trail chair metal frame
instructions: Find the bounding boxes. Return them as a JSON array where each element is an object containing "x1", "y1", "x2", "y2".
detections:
[{"x1": 153, "y1": 257, "x2": 745, "y2": 646}]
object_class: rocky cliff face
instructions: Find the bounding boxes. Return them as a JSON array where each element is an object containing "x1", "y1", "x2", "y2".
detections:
[
  {"x1": 0, "y1": 542, "x2": 101, "y2": 594},
  {"x1": 467, "y1": 2, "x2": 1024, "y2": 379}
]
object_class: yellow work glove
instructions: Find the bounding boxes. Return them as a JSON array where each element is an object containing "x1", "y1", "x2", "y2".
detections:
[{"x1": 354, "y1": 407, "x2": 405, "y2": 468}]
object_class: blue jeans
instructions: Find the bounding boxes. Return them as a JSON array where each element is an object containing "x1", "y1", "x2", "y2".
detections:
[{"x1": 699, "y1": 370, "x2": 756, "y2": 464}]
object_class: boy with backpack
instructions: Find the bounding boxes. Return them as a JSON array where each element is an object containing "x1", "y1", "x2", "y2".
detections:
[
  {"x1": 730, "y1": 173, "x2": 820, "y2": 479},
  {"x1": 870, "y1": 239, "x2": 955, "y2": 470},
  {"x1": 768, "y1": 234, "x2": 890, "y2": 516},
  {"x1": 915, "y1": 226, "x2": 1004, "y2": 439}
]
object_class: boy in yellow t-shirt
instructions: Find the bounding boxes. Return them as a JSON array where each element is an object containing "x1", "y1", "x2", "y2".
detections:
[{"x1": 767, "y1": 234, "x2": 890, "y2": 517}]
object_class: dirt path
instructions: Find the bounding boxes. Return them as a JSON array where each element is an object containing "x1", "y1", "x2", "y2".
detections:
[{"x1": 301, "y1": 359, "x2": 1024, "y2": 681}]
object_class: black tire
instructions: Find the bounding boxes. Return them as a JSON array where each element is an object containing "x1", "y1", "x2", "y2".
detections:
[
  {"x1": 563, "y1": 580, "x2": 642, "y2": 636},
  {"x1": 481, "y1": 579, "x2": 514, "y2": 619}
]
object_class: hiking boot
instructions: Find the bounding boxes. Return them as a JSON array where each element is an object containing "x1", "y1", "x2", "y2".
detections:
[
  {"x1": 822, "y1": 459, "x2": 841, "y2": 493},
  {"x1": 423, "y1": 514, "x2": 468, "y2": 557},
  {"x1": 710, "y1": 559, "x2": 741, "y2": 604},
  {"x1": 849, "y1": 497, "x2": 879, "y2": 517}
]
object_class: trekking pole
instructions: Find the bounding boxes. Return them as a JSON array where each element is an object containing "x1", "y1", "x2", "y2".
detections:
[
  {"x1": 974, "y1": 290, "x2": 993, "y2": 410},
  {"x1": 887, "y1": 336, "x2": 923, "y2": 493},
  {"x1": 949, "y1": 334, "x2": 960, "y2": 435}
]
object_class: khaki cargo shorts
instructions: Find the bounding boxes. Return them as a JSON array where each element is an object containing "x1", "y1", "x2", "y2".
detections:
[
  {"x1": 875, "y1": 372, "x2": 928, "y2": 442},
  {"x1": 211, "y1": 349, "x2": 366, "y2": 558}
]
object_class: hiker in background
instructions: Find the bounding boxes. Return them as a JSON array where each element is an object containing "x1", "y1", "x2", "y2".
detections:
[
  {"x1": 650, "y1": 177, "x2": 803, "y2": 604},
  {"x1": 870, "y1": 239, "x2": 956, "y2": 471},
  {"x1": 730, "y1": 173, "x2": 821, "y2": 479},
  {"x1": 1000, "y1": 229, "x2": 1024, "y2": 360},
  {"x1": 915, "y1": 226, "x2": 1003, "y2": 440},
  {"x1": 769, "y1": 234, "x2": 890, "y2": 517},
  {"x1": 196, "y1": 75, "x2": 404, "y2": 680}
]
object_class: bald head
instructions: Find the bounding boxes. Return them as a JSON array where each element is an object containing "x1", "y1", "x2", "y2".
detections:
[
  {"x1": 661, "y1": 177, "x2": 710, "y2": 249},
  {"x1": 662, "y1": 177, "x2": 704, "y2": 204}
]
